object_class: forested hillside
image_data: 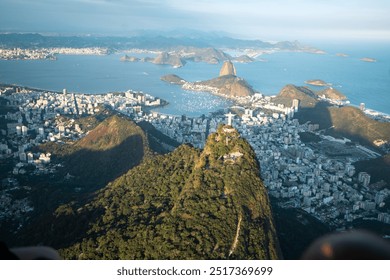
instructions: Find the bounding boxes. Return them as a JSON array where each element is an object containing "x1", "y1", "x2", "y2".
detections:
[{"x1": 55, "y1": 125, "x2": 280, "y2": 259}]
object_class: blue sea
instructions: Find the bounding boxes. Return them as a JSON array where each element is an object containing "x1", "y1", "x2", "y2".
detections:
[{"x1": 0, "y1": 43, "x2": 389, "y2": 116}]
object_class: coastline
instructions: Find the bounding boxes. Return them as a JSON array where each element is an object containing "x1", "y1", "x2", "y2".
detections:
[
  {"x1": 2, "y1": 82, "x2": 389, "y2": 121},
  {"x1": 0, "y1": 82, "x2": 63, "y2": 94},
  {"x1": 0, "y1": 83, "x2": 169, "y2": 111},
  {"x1": 1, "y1": 45, "x2": 389, "y2": 116}
]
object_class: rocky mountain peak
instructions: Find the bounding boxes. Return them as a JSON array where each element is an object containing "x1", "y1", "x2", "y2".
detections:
[{"x1": 219, "y1": 61, "x2": 237, "y2": 76}]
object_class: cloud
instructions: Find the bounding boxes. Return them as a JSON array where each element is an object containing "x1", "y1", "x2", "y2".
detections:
[
  {"x1": 1, "y1": 0, "x2": 389, "y2": 41},
  {"x1": 163, "y1": 0, "x2": 390, "y2": 40}
]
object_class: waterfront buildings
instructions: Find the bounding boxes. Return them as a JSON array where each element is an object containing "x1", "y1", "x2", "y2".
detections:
[{"x1": 1, "y1": 86, "x2": 389, "y2": 230}]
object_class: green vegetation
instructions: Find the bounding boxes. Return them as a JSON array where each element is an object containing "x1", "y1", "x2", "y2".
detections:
[
  {"x1": 0, "y1": 96, "x2": 17, "y2": 132},
  {"x1": 316, "y1": 87, "x2": 347, "y2": 101},
  {"x1": 137, "y1": 120, "x2": 180, "y2": 154},
  {"x1": 272, "y1": 85, "x2": 318, "y2": 108},
  {"x1": 354, "y1": 154, "x2": 390, "y2": 187},
  {"x1": 160, "y1": 74, "x2": 186, "y2": 85},
  {"x1": 39, "y1": 114, "x2": 152, "y2": 190},
  {"x1": 271, "y1": 199, "x2": 331, "y2": 259},
  {"x1": 352, "y1": 218, "x2": 390, "y2": 236},
  {"x1": 297, "y1": 105, "x2": 390, "y2": 148},
  {"x1": 3, "y1": 109, "x2": 278, "y2": 259},
  {"x1": 54, "y1": 125, "x2": 279, "y2": 259},
  {"x1": 298, "y1": 132, "x2": 321, "y2": 143},
  {"x1": 327, "y1": 106, "x2": 390, "y2": 145},
  {"x1": 273, "y1": 85, "x2": 390, "y2": 148},
  {"x1": 2, "y1": 112, "x2": 178, "y2": 248}
]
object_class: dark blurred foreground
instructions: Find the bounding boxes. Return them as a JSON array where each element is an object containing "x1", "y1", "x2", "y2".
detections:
[{"x1": 1, "y1": 230, "x2": 390, "y2": 260}]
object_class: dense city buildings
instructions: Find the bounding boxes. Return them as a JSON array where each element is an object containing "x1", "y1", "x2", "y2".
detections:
[
  {"x1": 0, "y1": 85, "x2": 389, "y2": 232},
  {"x1": 0, "y1": 48, "x2": 108, "y2": 60}
]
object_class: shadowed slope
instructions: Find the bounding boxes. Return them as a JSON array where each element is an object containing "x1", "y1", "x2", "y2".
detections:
[
  {"x1": 42, "y1": 115, "x2": 152, "y2": 189},
  {"x1": 297, "y1": 104, "x2": 390, "y2": 147},
  {"x1": 58, "y1": 125, "x2": 280, "y2": 260}
]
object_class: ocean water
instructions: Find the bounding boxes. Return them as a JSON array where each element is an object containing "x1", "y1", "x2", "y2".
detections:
[
  {"x1": 236, "y1": 43, "x2": 390, "y2": 114},
  {"x1": 0, "y1": 43, "x2": 389, "y2": 116}
]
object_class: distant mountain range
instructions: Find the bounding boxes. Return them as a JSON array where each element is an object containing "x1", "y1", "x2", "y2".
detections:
[
  {"x1": 0, "y1": 32, "x2": 324, "y2": 53},
  {"x1": 122, "y1": 47, "x2": 238, "y2": 68}
]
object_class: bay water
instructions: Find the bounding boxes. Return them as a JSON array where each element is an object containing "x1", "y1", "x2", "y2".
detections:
[{"x1": 0, "y1": 43, "x2": 389, "y2": 116}]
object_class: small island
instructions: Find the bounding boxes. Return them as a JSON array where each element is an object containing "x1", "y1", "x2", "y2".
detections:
[
  {"x1": 336, "y1": 53, "x2": 349, "y2": 57},
  {"x1": 360, "y1": 57, "x2": 377, "y2": 63},
  {"x1": 120, "y1": 55, "x2": 140, "y2": 62},
  {"x1": 160, "y1": 74, "x2": 186, "y2": 85},
  {"x1": 305, "y1": 79, "x2": 331, "y2": 87}
]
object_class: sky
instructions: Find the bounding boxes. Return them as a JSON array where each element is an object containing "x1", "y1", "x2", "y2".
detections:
[{"x1": 1, "y1": 0, "x2": 390, "y2": 42}]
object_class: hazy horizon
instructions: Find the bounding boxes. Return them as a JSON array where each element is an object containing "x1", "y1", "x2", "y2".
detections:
[{"x1": 1, "y1": 0, "x2": 390, "y2": 43}]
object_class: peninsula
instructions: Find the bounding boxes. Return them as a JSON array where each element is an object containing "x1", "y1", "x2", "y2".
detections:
[
  {"x1": 161, "y1": 61, "x2": 255, "y2": 99},
  {"x1": 316, "y1": 87, "x2": 347, "y2": 101}
]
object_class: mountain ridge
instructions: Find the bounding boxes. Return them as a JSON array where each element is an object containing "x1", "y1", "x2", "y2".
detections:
[
  {"x1": 54, "y1": 125, "x2": 280, "y2": 259},
  {"x1": 37, "y1": 110, "x2": 178, "y2": 190},
  {"x1": 272, "y1": 85, "x2": 390, "y2": 148},
  {"x1": 0, "y1": 32, "x2": 323, "y2": 53},
  {"x1": 38, "y1": 114, "x2": 152, "y2": 189},
  {"x1": 297, "y1": 104, "x2": 390, "y2": 148},
  {"x1": 272, "y1": 84, "x2": 318, "y2": 108}
]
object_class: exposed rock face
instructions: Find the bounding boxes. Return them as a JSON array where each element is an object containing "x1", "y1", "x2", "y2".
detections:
[
  {"x1": 219, "y1": 61, "x2": 237, "y2": 76},
  {"x1": 161, "y1": 61, "x2": 254, "y2": 99}
]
